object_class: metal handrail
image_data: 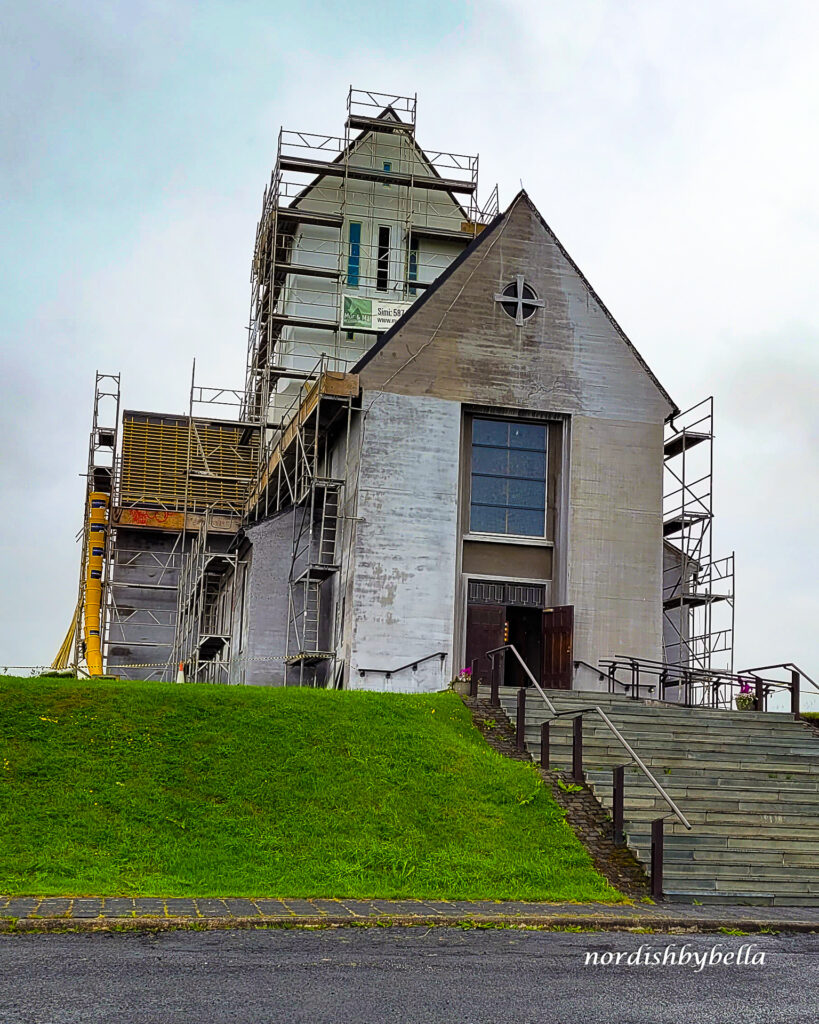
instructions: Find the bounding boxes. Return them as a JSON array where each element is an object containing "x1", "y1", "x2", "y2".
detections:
[
  {"x1": 484, "y1": 644, "x2": 691, "y2": 831},
  {"x1": 357, "y1": 651, "x2": 447, "y2": 679},
  {"x1": 740, "y1": 662, "x2": 819, "y2": 693},
  {"x1": 484, "y1": 643, "x2": 557, "y2": 714},
  {"x1": 604, "y1": 654, "x2": 813, "y2": 712}
]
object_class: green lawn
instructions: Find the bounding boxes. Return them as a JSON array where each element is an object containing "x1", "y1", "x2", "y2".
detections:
[{"x1": 0, "y1": 677, "x2": 621, "y2": 902}]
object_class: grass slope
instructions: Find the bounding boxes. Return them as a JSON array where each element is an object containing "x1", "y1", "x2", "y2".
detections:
[{"x1": 0, "y1": 677, "x2": 621, "y2": 901}]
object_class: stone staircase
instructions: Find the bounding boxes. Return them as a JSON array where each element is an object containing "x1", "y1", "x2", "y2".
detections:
[{"x1": 496, "y1": 686, "x2": 819, "y2": 906}]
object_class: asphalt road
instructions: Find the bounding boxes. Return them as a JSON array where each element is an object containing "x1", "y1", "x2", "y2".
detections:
[{"x1": 1, "y1": 927, "x2": 817, "y2": 1023}]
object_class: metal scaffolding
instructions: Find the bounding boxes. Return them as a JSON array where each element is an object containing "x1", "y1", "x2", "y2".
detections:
[
  {"x1": 163, "y1": 367, "x2": 262, "y2": 682},
  {"x1": 73, "y1": 372, "x2": 121, "y2": 675},
  {"x1": 173, "y1": 512, "x2": 245, "y2": 684},
  {"x1": 71, "y1": 90, "x2": 499, "y2": 686},
  {"x1": 243, "y1": 86, "x2": 495, "y2": 427},
  {"x1": 105, "y1": 539, "x2": 183, "y2": 680},
  {"x1": 245, "y1": 356, "x2": 357, "y2": 685},
  {"x1": 662, "y1": 397, "x2": 735, "y2": 680}
]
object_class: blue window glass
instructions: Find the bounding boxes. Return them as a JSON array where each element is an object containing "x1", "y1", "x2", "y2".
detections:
[
  {"x1": 470, "y1": 418, "x2": 547, "y2": 537},
  {"x1": 347, "y1": 222, "x2": 361, "y2": 287},
  {"x1": 408, "y1": 237, "x2": 419, "y2": 295}
]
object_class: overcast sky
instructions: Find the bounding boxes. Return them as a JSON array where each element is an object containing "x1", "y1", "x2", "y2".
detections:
[{"x1": 2, "y1": 0, "x2": 817, "y2": 689}]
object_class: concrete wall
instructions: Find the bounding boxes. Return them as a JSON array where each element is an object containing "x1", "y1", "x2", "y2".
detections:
[
  {"x1": 346, "y1": 391, "x2": 461, "y2": 693},
  {"x1": 240, "y1": 511, "x2": 297, "y2": 686},
  {"x1": 567, "y1": 416, "x2": 665, "y2": 668},
  {"x1": 356, "y1": 192, "x2": 674, "y2": 678}
]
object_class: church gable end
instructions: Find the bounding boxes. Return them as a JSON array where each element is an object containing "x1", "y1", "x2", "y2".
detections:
[{"x1": 356, "y1": 191, "x2": 676, "y2": 424}]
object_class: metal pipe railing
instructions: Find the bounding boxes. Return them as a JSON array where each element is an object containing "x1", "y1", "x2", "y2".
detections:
[
  {"x1": 604, "y1": 654, "x2": 817, "y2": 717},
  {"x1": 482, "y1": 644, "x2": 692, "y2": 832},
  {"x1": 357, "y1": 651, "x2": 447, "y2": 680}
]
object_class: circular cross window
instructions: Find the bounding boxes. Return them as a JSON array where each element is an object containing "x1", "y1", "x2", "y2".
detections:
[{"x1": 495, "y1": 276, "x2": 543, "y2": 325}]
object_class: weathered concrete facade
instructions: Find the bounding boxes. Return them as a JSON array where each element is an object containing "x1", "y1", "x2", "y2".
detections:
[
  {"x1": 238, "y1": 512, "x2": 296, "y2": 686},
  {"x1": 353, "y1": 191, "x2": 675, "y2": 681},
  {"x1": 345, "y1": 392, "x2": 460, "y2": 692}
]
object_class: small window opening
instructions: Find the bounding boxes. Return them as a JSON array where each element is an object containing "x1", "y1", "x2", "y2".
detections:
[
  {"x1": 377, "y1": 226, "x2": 390, "y2": 291},
  {"x1": 347, "y1": 222, "x2": 361, "y2": 288},
  {"x1": 408, "y1": 236, "x2": 419, "y2": 295}
]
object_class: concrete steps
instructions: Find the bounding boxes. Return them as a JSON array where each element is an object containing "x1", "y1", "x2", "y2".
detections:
[{"x1": 493, "y1": 685, "x2": 819, "y2": 906}]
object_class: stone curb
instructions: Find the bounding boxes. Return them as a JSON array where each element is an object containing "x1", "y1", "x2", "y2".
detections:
[{"x1": 1, "y1": 914, "x2": 817, "y2": 935}]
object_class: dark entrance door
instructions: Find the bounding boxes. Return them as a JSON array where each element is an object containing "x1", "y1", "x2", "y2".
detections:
[
  {"x1": 542, "y1": 606, "x2": 574, "y2": 689},
  {"x1": 464, "y1": 604, "x2": 505, "y2": 686},
  {"x1": 504, "y1": 606, "x2": 542, "y2": 688}
]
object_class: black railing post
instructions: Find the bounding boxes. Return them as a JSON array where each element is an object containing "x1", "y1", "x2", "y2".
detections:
[
  {"x1": 490, "y1": 653, "x2": 499, "y2": 707},
  {"x1": 651, "y1": 818, "x2": 664, "y2": 900},
  {"x1": 572, "y1": 715, "x2": 584, "y2": 783},
  {"x1": 755, "y1": 677, "x2": 764, "y2": 712},
  {"x1": 791, "y1": 669, "x2": 801, "y2": 718},
  {"x1": 469, "y1": 658, "x2": 478, "y2": 699},
  {"x1": 540, "y1": 721, "x2": 550, "y2": 769},
  {"x1": 516, "y1": 687, "x2": 526, "y2": 753},
  {"x1": 612, "y1": 765, "x2": 625, "y2": 846}
]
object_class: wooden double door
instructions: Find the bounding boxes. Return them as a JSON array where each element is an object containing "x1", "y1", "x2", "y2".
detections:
[{"x1": 465, "y1": 602, "x2": 574, "y2": 690}]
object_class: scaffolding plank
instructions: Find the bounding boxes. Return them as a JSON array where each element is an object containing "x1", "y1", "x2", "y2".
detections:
[
  {"x1": 664, "y1": 592, "x2": 730, "y2": 610},
  {"x1": 279, "y1": 155, "x2": 477, "y2": 194},
  {"x1": 664, "y1": 430, "x2": 711, "y2": 459},
  {"x1": 410, "y1": 223, "x2": 479, "y2": 242},
  {"x1": 662, "y1": 511, "x2": 711, "y2": 537},
  {"x1": 274, "y1": 262, "x2": 341, "y2": 280},
  {"x1": 346, "y1": 114, "x2": 415, "y2": 135},
  {"x1": 274, "y1": 206, "x2": 343, "y2": 227},
  {"x1": 267, "y1": 312, "x2": 382, "y2": 337},
  {"x1": 113, "y1": 507, "x2": 240, "y2": 534},
  {"x1": 268, "y1": 313, "x2": 340, "y2": 330}
]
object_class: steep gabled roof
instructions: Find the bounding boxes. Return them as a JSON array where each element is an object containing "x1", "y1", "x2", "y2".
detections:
[
  {"x1": 288, "y1": 106, "x2": 472, "y2": 222},
  {"x1": 354, "y1": 189, "x2": 677, "y2": 416},
  {"x1": 353, "y1": 207, "x2": 505, "y2": 373}
]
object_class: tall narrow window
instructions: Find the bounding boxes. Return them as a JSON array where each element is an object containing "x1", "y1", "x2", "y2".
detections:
[
  {"x1": 470, "y1": 418, "x2": 547, "y2": 537},
  {"x1": 383, "y1": 161, "x2": 392, "y2": 186},
  {"x1": 377, "y1": 225, "x2": 390, "y2": 291},
  {"x1": 347, "y1": 222, "x2": 361, "y2": 288},
  {"x1": 408, "y1": 236, "x2": 419, "y2": 295}
]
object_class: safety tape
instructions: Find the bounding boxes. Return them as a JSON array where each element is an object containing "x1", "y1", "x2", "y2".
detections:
[
  {"x1": 105, "y1": 656, "x2": 292, "y2": 669},
  {"x1": 4, "y1": 655, "x2": 300, "y2": 673}
]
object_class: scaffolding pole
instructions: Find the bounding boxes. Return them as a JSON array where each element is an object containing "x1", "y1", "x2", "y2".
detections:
[
  {"x1": 72, "y1": 372, "x2": 120, "y2": 676},
  {"x1": 662, "y1": 397, "x2": 735, "y2": 694}
]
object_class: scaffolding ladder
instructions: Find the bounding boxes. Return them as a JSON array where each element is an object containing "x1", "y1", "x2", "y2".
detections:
[{"x1": 286, "y1": 478, "x2": 343, "y2": 682}]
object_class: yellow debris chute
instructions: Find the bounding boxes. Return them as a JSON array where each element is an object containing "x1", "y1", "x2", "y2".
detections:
[{"x1": 82, "y1": 491, "x2": 109, "y2": 676}]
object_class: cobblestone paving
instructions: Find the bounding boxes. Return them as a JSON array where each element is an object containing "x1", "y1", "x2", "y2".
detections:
[{"x1": 1, "y1": 895, "x2": 818, "y2": 931}]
